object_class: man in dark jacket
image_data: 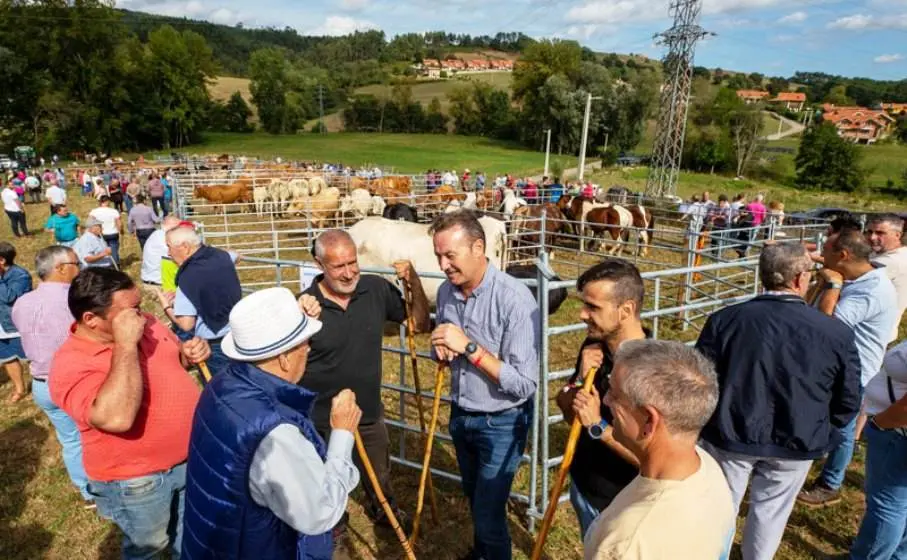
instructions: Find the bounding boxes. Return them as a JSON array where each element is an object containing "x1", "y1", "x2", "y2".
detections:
[{"x1": 696, "y1": 242, "x2": 861, "y2": 560}]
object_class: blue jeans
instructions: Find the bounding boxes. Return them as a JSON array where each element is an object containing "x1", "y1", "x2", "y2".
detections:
[
  {"x1": 104, "y1": 234, "x2": 121, "y2": 266},
  {"x1": 819, "y1": 414, "x2": 858, "y2": 490},
  {"x1": 449, "y1": 401, "x2": 531, "y2": 560},
  {"x1": 32, "y1": 379, "x2": 90, "y2": 500},
  {"x1": 152, "y1": 197, "x2": 168, "y2": 217},
  {"x1": 851, "y1": 425, "x2": 907, "y2": 559},
  {"x1": 569, "y1": 483, "x2": 600, "y2": 540},
  {"x1": 125, "y1": 195, "x2": 134, "y2": 214},
  {"x1": 87, "y1": 462, "x2": 187, "y2": 560}
]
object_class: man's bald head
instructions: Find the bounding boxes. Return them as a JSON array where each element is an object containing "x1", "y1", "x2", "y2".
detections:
[{"x1": 313, "y1": 230, "x2": 355, "y2": 260}]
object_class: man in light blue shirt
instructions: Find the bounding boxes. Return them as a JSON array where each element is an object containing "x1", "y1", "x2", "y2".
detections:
[
  {"x1": 429, "y1": 210, "x2": 539, "y2": 560},
  {"x1": 799, "y1": 227, "x2": 899, "y2": 508},
  {"x1": 73, "y1": 217, "x2": 114, "y2": 268}
]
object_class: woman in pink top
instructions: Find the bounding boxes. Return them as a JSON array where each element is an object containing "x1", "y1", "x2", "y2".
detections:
[{"x1": 745, "y1": 195, "x2": 767, "y2": 226}]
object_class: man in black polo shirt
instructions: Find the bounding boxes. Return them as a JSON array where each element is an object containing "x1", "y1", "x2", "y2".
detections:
[
  {"x1": 555, "y1": 259, "x2": 646, "y2": 538},
  {"x1": 299, "y1": 229, "x2": 430, "y2": 532}
]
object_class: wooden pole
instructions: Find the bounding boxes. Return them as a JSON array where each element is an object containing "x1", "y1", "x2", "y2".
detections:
[
  {"x1": 402, "y1": 281, "x2": 439, "y2": 524},
  {"x1": 410, "y1": 362, "x2": 446, "y2": 546},
  {"x1": 355, "y1": 430, "x2": 417, "y2": 560},
  {"x1": 531, "y1": 367, "x2": 598, "y2": 560},
  {"x1": 198, "y1": 361, "x2": 212, "y2": 383}
]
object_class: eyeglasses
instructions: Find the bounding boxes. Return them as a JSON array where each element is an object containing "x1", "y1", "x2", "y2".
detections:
[{"x1": 59, "y1": 262, "x2": 80, "y2": 267}]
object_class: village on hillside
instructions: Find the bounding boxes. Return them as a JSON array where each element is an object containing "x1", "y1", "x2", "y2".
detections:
[
  {"x1": 737, "y1": 88, "x2": 904, "y2": 144},
  {"x1": 411, "y1": 56, "x2": 515, "y2": 78}
]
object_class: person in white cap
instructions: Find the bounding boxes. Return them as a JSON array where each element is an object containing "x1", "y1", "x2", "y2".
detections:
[
  {"x1": 73, "y1": 216, "x2": 114, "y2": 268},
  {"x1": 182, "y1": 287, "x2": 362, "y2": 560}
]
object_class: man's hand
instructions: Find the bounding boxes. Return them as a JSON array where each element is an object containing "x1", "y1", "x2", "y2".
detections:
[
  {"x1": 103, "y1": 247, "x2": 112, "y2": 256},
  {"x1": 297, "y1": 294, "x2": 322, "y2": 319},
  {"x1": 330, "y1": 389, "x2": 362, "y2": 432},
  {"x1": 393, "y1": 260, "x2": 416, "y2": 285},
  {"x1": 573, "y1": 384, "x2": 602, "y2": 428},
  {"x1": 151, "y1": 287, "x2": 175, "y2": 310},
  {"x1": 431, "y1": 323, "x2": 470, "y2": 362},
  {"x1": 818, "y1": 268, "x2": 843, "y2": 284},
  {"x1": 579, "y1": 344, "x2": 604, "y2": 376},
  {"x1": 180, "y1": 337, "x2": 211, "y2": 365},
  {"x1": 111, "y1": 309, "x2": 147, "y2": 346}
]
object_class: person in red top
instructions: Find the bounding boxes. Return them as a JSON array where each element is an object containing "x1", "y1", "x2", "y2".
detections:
[{"x1": 50, "y1": 268, "x2": 210, "y2": 560}]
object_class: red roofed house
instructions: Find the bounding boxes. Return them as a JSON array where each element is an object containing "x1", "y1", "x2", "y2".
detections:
[
  {"x1": 770, "y1": 92, "x2": 807, "y2": 112},
  {"x1": 466, "y1": 59, "x2": 490, "y2": 71},
  {"x1": 882, "y1": 102, "x2": 907, "y2": 116},
  {"x1": 822, "y1": 104, "x2": 897, "y2": 144},
  {"x1": 736, "y1": 90, "x2": 770, "y2": 105}
]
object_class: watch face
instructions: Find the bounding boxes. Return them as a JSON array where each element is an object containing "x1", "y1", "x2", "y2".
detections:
[
  {"x1": 465, "y1": 342, "x2": 477, "y2": 354},
  {"x1": 589, "y1": 424, "x2": 603, "y2": 438}
]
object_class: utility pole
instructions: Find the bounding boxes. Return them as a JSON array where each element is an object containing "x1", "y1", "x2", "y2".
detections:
[
  {"x1": 578, "y1": 93, "x2": 602, "y2": 182},
  {"x1": 318, "y1": 84, "x2": 325, "y2": 134},
  {"x1": 543, "y1": 128, "x2": 552, "y2": 179}
]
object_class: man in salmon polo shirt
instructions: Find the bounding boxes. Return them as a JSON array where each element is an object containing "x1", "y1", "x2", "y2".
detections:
[{"x1": 50, "y1": 267, "x2": 210, "y2": 559}]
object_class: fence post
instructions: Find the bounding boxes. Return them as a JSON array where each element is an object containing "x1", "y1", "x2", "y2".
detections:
[
  {"x1": 532, "y1": 249, "x2": 551, "y2": 533},
  {"x1": 682, "y1": 232, "x2": 696, "y2": 331},
  {"x1": 653, "y1": 277, "x2": 661, "y2": 339},
  {"x1": 223, "y1": 206, "x2": 231, "y2": 250}
]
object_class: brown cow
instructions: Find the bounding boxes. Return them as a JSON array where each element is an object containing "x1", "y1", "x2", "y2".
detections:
[
  {"x1": 584, "y1": 204, "x2": 654, "y2": 257},
  {"x1": 512, "y1": 204, "x2": 569, "y2": 254}
]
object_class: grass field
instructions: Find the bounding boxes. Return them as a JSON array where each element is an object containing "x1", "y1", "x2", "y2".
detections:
[
  {"x1": 168, "y1": 132, "x2": 569, "y2": 176},
  {"x1": 355, "y1": 72, "x2": 513, "y2": 112}
]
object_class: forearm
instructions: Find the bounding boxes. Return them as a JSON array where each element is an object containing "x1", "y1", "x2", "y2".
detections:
[
  {"x1": 89, "y1": 344, "x2": 144, "y2": 432},
  {"x1": 84, "y1": 253, "x2": 107, "y2": 263},
  {"x1": 600, "y1": 426, "x2": 640, "y2": 467},
  {"x1": 409, "y1": 278, "x2": 431, "y2": 333},
  {"x1": 817, "y1": 287, "x2": 840, "y2": 316},
  {"x1": 472, "y1": 344, "x2": 537, "y2": 399},
  {"x1": 873, "y1": 396, "x2": 907, "y2": 429}
]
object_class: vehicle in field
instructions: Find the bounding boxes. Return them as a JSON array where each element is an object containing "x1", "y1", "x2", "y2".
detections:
[{"x1": 786, "y1": 207, "x2": 854, "y2": 225}]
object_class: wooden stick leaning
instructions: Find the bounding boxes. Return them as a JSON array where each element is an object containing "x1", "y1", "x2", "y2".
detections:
[
  {"x1": 410, "y1": 362, "x2": 446, "y2": 546},
  {"x1": 355, "y1": 430, "x2": 417, "y2": 560},
  {"x1": 401, "y1": 281, "x2": 439, "y2": 525},
  {"x1": 198, "y1": 361, "x2": 212, "y2": 383},
  {"x1": 531, "y1": 366, "x2": 598, "y2": 560}
]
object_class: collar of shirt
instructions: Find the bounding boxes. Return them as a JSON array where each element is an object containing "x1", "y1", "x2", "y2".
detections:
[
  {"x1": 845, "y1": 266, "x2": 886, "y2": 286},
  {"x1": 451, "y1": 261, "x2": 496, "y2": 302}
]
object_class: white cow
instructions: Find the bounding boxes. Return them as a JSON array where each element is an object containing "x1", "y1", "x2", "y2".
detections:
[
  {"x1": 338, "y1": 188, "x2": 373, "y2": 220},
  {"x1": 288, "y1": 178, "x2": 309, "y2": 201},
  {"x1": 443, "y1": 192, "x2": 477, "y2": 213},
  {"x1": 308, "y1": 176, "x2": 327, "y2": 196},
  {"x1": 268, "y1": 179, "x2": 290, "y2": 215},
  {"x1": 252, "y1": 186, "x2": 269, "y2": 216},
  {"x1": 370, "y1": 195, "x2": 387, "y2": 216},
  {"x1": 501, "y1": 188, "x2": 528, "y2": 219},
  {"x1": 347, "y1": 216, "x2": 507, "y2": 306}
]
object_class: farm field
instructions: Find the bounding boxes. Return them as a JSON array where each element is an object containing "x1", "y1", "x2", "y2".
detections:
[
  {"x1": 165, "y1": 132, "x2": 569, "y2": 176},
  {"x1": 354, "y1": 72, "x2": 513, "y2": 112},
  {"x1": 0, "y1": 172, "x2": 896, "y2": 559}
]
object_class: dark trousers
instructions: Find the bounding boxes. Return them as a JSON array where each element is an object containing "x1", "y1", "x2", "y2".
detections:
[
  {"x1": 136, "y1": 228, "x2": 154, "y2": 249},
  {"x1": 103, "y1": 233, "x2": 120, "y2": 266},
  {"x1": 152, "y1": 197, "x2": 168, "y2": 217},
  {"x1": 319, "y1": 408, "x2": 394, "y2": 519},
  {"x1": 449, "y1": 401, "x2": 532, "y2": 560},
  {"x1": 5, "y1": 211, "x2": 28, "y2": 236}
]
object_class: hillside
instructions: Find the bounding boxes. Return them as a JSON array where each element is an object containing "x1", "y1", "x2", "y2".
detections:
[{"x1": 355, "y1": 72, "x2": 513, "y2": 111}]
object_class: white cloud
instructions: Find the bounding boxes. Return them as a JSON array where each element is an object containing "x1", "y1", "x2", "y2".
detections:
[
  {"x1": 875, "y1": 53, "x2": 904, "y2": 63},
  {"x1": 828, "y1": 13, "x2": 907, "y2": 30},
  {"x1": 307, "y1": 15, "x2": 378, "y2": 36},
  {"x1": 778, "y1": 11, "x2": 806, "y2": 24},
  {"x1": 565, "y1": 24, "x2": 601, "y2": 39},
  {"x1": 564, "y1": 0, "x2": 811, "y2": 25},
  {"x1": 339, "y1": 0, "x2": 370, "y2": 11},
  {"x1": 209, "y1": 7, "x2": 239, "y2": 24}
]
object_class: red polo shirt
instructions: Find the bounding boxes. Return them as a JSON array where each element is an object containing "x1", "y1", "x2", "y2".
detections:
[{"x1": 50, "y1": 314, "x2": 201, "y2": 481}]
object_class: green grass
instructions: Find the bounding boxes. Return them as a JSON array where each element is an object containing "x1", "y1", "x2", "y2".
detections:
[
  {"x1": 168, "y1": 131, "x2": 570, "y2": 176},
  {"x1": 355, "y1": 72, "x2": 512, "y2": 111}
]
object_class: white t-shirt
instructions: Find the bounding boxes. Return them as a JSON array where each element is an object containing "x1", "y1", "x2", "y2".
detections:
[
  {"x1": 873, "y1": 246, "x2": 907, "y2": 341},
  {"x1": 46, "y1": 185, "x2": 66, "y2": 205},
  {"x1": 89, "y1": 206, "x2": 121, "y2": 236},
  {"x1": 865, "y1": 340, "x2": 907, "y2": 416},
  {"x1": 2, "y1": 187, "x2": 20, "y2": 212},
  {"x1": 24, "y1": 176, "x2": 40, "y2": 189},
  {"x1": 584, "y1": 447, "x2": 735, "y2": 560}
]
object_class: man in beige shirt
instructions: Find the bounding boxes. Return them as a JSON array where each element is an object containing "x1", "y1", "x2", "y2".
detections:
[
  {"x1": 867, "y1": 213, "x2": 907, "y2": 341},
  {"x1": 584, "y1": 340, "x2": 735, "y2": 560}
]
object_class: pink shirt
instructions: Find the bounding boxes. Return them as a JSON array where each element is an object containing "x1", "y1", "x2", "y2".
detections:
[
  {"x1": 746, "y1": 202, "x2": 767, "y2": 226},
  {"x1": 11, "y1": 282, "x2": 74, "y2": 380}
]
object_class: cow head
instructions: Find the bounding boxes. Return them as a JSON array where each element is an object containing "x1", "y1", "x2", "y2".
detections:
[{"x1": 339, "y1": 195, "x2": 354, "y2": 213}]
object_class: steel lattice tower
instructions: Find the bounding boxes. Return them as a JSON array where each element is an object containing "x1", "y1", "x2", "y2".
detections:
[{"x1": 645, "y1": 0, "x2": 711, "y2": 198}]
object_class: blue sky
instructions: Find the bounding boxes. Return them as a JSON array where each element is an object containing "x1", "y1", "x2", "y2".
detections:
[{"x1": 116, "y1": 0, "x2": 907, "y2": 80}]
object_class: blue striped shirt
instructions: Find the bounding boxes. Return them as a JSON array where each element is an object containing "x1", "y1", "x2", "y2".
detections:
[{"x1": 435, "y1": 263, "x2": 540, "y2": 413}]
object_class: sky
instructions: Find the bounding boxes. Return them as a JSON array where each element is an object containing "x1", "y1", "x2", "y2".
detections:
[{"x1": 115, "y1": 0, "x2": 907, "y2": 81}]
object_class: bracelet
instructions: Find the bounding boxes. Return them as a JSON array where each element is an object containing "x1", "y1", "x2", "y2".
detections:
[{"x1": 470, "y1": 347, "x2": 486, "y2": 367}]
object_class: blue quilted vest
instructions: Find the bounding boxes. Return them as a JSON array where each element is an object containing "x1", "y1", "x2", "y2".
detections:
[{"x1": 182, "y1": 361, "x2": 334, "y2": 560}]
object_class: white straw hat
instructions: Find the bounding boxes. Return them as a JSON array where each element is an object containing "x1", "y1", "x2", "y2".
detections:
[{"x1": 221, "y1": 287, "x2": 322, "y2": 362}]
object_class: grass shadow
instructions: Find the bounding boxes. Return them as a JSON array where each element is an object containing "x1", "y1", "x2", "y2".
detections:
[
  {"x1": 97, "y1": 525, "x2": 122, "y2": 560},
  {"x1": 0, "y1": 419, "x2": 53, "y2": 560}
]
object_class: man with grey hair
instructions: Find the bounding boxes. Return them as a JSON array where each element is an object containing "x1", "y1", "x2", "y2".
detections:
[
  {"x1": 11, "y1": 246, "x2": 91, "y2": 504},
  {"x1": 866, "y1": 213, "x2": 907, "y2": 339},
  {"x1": 299, "y1": 228, "x2": 428, "y2": 537},
  {"x1": 696, "y1": 242, "x2": 861, "y2": 560},
  {"x1": 584, "y1": 339, "x2": 735, "y2": 560}
]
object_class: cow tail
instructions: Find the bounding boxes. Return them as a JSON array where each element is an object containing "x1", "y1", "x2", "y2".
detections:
[{"x1": 647, "y1": 211, "x2": 656, "y2": 245}]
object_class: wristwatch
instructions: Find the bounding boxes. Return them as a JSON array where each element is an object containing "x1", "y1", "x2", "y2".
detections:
[
  {"x1": 587, "y1": 419, "x2": 609, "y2": 440},
  {"x1": 464, "y1": 341, "x2": 478, "y2": 356}
]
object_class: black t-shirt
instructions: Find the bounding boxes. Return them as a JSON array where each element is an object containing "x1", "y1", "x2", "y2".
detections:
[
  {"x1": 299, "y1": 274, "x2": 406, "y2": 429},
  {"x1": 568, "y1": 337, "x2": 641, "y2": 512}
]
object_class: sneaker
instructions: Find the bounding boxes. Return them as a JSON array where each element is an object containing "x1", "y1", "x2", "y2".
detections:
[{"x1": 797, "y1": 482, "x2": 841, "y2": 508}]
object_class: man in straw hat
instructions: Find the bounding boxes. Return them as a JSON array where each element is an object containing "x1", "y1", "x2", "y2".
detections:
[{"x1": 182, "y1": 287, "x2": 362, "y2": 560}]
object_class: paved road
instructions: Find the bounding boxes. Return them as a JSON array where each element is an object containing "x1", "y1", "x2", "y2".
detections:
[
  {"x1": 529, "y1": 159, "x2": 601, "y2": 183},
  {"x1": 764, "y1": 111, "x2": 805, "y2": 141}
]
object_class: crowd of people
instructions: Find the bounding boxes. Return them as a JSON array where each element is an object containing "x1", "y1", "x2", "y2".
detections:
[{"x1": 1, "y1": 167, "x2": 907, "y2": 560}]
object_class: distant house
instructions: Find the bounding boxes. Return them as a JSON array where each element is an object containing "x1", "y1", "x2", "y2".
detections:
[
  {"x1": 770, "y1": 92, "x2": 807, "y2": 112},
  {"x1": 822, "y1": 104, "x2": 897, "y2": 144},
  {"x1": 882, "y1": 102, "x2": 907, "y2": 116},
  {"x1": 736, "y1": 89, "x2": 769, "y2": 104}
]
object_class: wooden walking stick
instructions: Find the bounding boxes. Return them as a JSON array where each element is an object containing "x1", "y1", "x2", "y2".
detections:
[
  {"x1": 198, "y1": 361, "x2": 212, "y2": 383},
  {"x1": 531, "y1": 366, "x2": 598, "y2": 560},
  {"x1": 401, "y1": 280, "x2": 439, "y2": 525},
  {"x1": 354, "y1": 430, "x2": 417, "y2": 560},
  {"x1": 410, "y1": 362, "x2": 447, "y2": 545}
]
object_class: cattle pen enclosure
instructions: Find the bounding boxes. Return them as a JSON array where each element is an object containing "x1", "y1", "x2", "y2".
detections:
[{"x1": 171, "y1": 168, "x2": 828, "y2": 557}]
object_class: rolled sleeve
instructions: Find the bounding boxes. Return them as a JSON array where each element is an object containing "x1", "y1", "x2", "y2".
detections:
[
  {"x1": 833, "y1": 294, "x2": 872, "y2": 329},
  {"x1": 172, "y1": 288, "x2": 197, "y2": 318},
  {"x1": 496, "y1": 301, "x2": 540, "y2": 399}
]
